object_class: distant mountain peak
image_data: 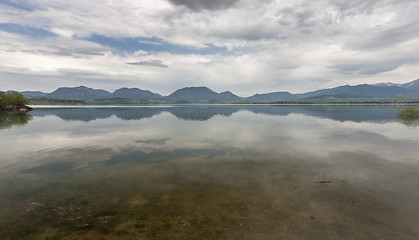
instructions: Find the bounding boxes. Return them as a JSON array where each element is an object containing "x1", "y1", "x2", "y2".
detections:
[
  {"x1": 219, "y1": 91, "x2": 236, "y2": 95},
  {"x1": 401, "y1": 79, "x2": 419, "y2": 89},
  {"x1": 181, "y1": 86, "x2": 212, "y2": 90},
  {"x1": 47, "y1": 86, "x2": 112, "y2": 100},
  {"x1": 166, "y1": 87, "x2": 241, "y2": 103},
  {"x1": 373, "y1": 82, "x2": 402, "y2": 87},
  {"x1": 113, "y1": 87, "x2": 162, "y2": 100},
  {"x1": 246, "y1": 91, "x2": 296, "y2": 102}
]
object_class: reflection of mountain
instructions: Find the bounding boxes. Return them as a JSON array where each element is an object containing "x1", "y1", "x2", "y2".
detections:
[
  {"x1": 244, "y1": 105, "x2": 398, "y2": 122},
  {"x1": 0, "y1": 112, "x2": 33, "y2": 129},
  {"x1": 113, "y1": 108, "x2": 164, "y2": 120},
  {"x1": 169, "y1": 106, "x2": 237, "y2": 121},
  {"x1": 29, "y1": 105, "x2": 400, "y2": 123},
  {"x1": 30, "y1": 108, "x2": 115, "y2": 121}
]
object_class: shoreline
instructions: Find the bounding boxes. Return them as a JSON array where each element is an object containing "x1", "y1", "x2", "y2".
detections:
[{"x1": 0, "y1": 105, "x2": 33, "y2": 114}]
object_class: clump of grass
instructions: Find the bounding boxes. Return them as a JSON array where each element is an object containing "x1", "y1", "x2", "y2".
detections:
[{"x1": 398, "y1": 106, "x2": 419, "y2": 124}]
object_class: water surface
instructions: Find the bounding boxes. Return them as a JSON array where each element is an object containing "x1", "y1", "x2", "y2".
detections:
[{"x1": 1, "y1": 105, "x2": 419, "y2": 239}]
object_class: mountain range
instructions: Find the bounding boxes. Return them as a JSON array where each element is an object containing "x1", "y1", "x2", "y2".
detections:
[{"x1": 19, "y1": 79, "x2": 419, "y2": 103}]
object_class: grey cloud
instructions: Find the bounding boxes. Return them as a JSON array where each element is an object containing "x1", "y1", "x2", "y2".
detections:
[
  {"x1": 215, "y1": 3, "x2": 340, "y2": 42},
  {"x1": 216, "y1": 24, "x2": 280, "y2": 41},
  {"x1": 276, "y1": 6, "x2": 317, "y2": 28},
  {"x1": 47, "y1": 37, "x2": 108, "y2": 56},
  {"x1": 0, "y1": 69, "x2": 129, "y2": 92},
  {"x1": 329, "y1": 0, "x2": 417, "y2": 14},
  {"x1": 326, "y1": 0, "x2": 419, "y2": 52},
  {"x1": 328, "y1": 0, "x2": 381, "y2": 15},
  {"x1": 20, "y1": 47, "x2": 105, "y2": 57},
  {"x1": 349, "y1": 20, "x2": 419, "y2": 51},
  {"x1": 330, "y1": 56, "x2": 419, "y2": 75},
  {"x1": 127, "y1": 60, "x2": 168, "y2": 68},
  {"x1": 1, "y1": 33, "x2": 107, "y2": 57},
  {"x1": 167, "y1": 0, "x2": 241, "y2": 11},
  {"x1": 58, "y1": 70, "x2": 129, "y2": 84},
  {"x1": 135, "y1": 138, "x2": 171, "y2": 145},
  {"x1": 211, "y1": 5, "x2": 319, "y2": 41},
  {"x1": 327, "y1": 0, "x2": 415, "y2": 18},
  {"x1": 57, "y1": 47, "x2": 106, "y2": 56},
  {"x1": 334, "y1": 63, "x2": 399, "y2": 75}
]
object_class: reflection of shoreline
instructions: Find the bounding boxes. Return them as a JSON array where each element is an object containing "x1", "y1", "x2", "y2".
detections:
[
  {"x1": 29, "y1": 105, "x2": 399, "y2": 123},
  {"x1": 0, "y1": 112, "x2": 33, "y2": 129}
]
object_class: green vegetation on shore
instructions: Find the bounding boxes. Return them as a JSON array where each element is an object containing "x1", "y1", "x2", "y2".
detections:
[
  {"x1": 398, "y1": 106, "x2": 419, "y2": 124},
  {"x1": 0, "y1": 91, "x2": 31, "y2": 112}
]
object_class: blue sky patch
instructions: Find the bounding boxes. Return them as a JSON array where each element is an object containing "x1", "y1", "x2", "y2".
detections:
[
  {"x1": 1, "y1": 0, "x2": 41, "y2": 11},
  {"x1": 0, "y1": 23, "x2": 56, "y2": 39},
  {"x1": 83, "y1": 34, "x2": 229, "y2": 55}
]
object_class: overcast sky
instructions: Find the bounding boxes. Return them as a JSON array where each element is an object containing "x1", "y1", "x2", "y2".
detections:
[{"x1": 1, "y1": 0, "x2": 418, "y2": 96}]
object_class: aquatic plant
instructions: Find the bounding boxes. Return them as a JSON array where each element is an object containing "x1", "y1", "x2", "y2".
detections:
[{"x1": 398, "y1": 106, "x2": 419, "y2": 124}]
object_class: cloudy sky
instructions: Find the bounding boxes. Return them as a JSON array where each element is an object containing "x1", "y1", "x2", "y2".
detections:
[{"x1": 1, "y1": 0, "x2": 418, "y2": 96}]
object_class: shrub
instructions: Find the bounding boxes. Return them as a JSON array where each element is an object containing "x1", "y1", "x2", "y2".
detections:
[
  {"x1": 0, "y1": 91, "x2": 30, "y2": 109},
  {"x1": 398, "y1": 106, "x2": 419, "y2": 118},
  {"x1": 398, "y1": 106, "x2": 419, "y2": 124}
]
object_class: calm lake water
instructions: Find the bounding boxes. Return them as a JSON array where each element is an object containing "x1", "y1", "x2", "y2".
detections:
[{"x1": 1, "y1": 105, "x2": 419, "y2": 239}]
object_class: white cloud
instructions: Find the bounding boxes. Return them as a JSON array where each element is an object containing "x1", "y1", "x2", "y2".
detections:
[{"x1": 0, "y1": 0, "x2": 418, "y2": 95}]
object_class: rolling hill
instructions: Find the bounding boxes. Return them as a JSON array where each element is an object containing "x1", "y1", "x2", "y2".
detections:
[{"x1": 17, "y1": 79, "x2": 419, "y2": 103}]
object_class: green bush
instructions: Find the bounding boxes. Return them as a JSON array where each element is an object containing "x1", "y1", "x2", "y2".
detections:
[
  {"x1": 398, "y1": 106, "x2": 419, "y2": 124},
  {"x1": 0, "y1": 91, "x2": 29, "y2": 109},
  {"x1": 398, "y1": 106, "x2": 419, "y2": 118}
]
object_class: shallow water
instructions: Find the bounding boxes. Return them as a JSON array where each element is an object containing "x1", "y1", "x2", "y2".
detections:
[{"x1": 1, "y1": 105, "x2": 419, "y2": 239}]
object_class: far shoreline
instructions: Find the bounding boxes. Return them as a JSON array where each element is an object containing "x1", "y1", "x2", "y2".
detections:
[{"x1": 27, "y1": 102, "x2": 419, "y2": 109}]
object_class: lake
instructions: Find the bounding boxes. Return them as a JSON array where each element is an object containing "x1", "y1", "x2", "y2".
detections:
[{"x1": 1, "y1": 105, "x2": 419, "y2": 239}]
